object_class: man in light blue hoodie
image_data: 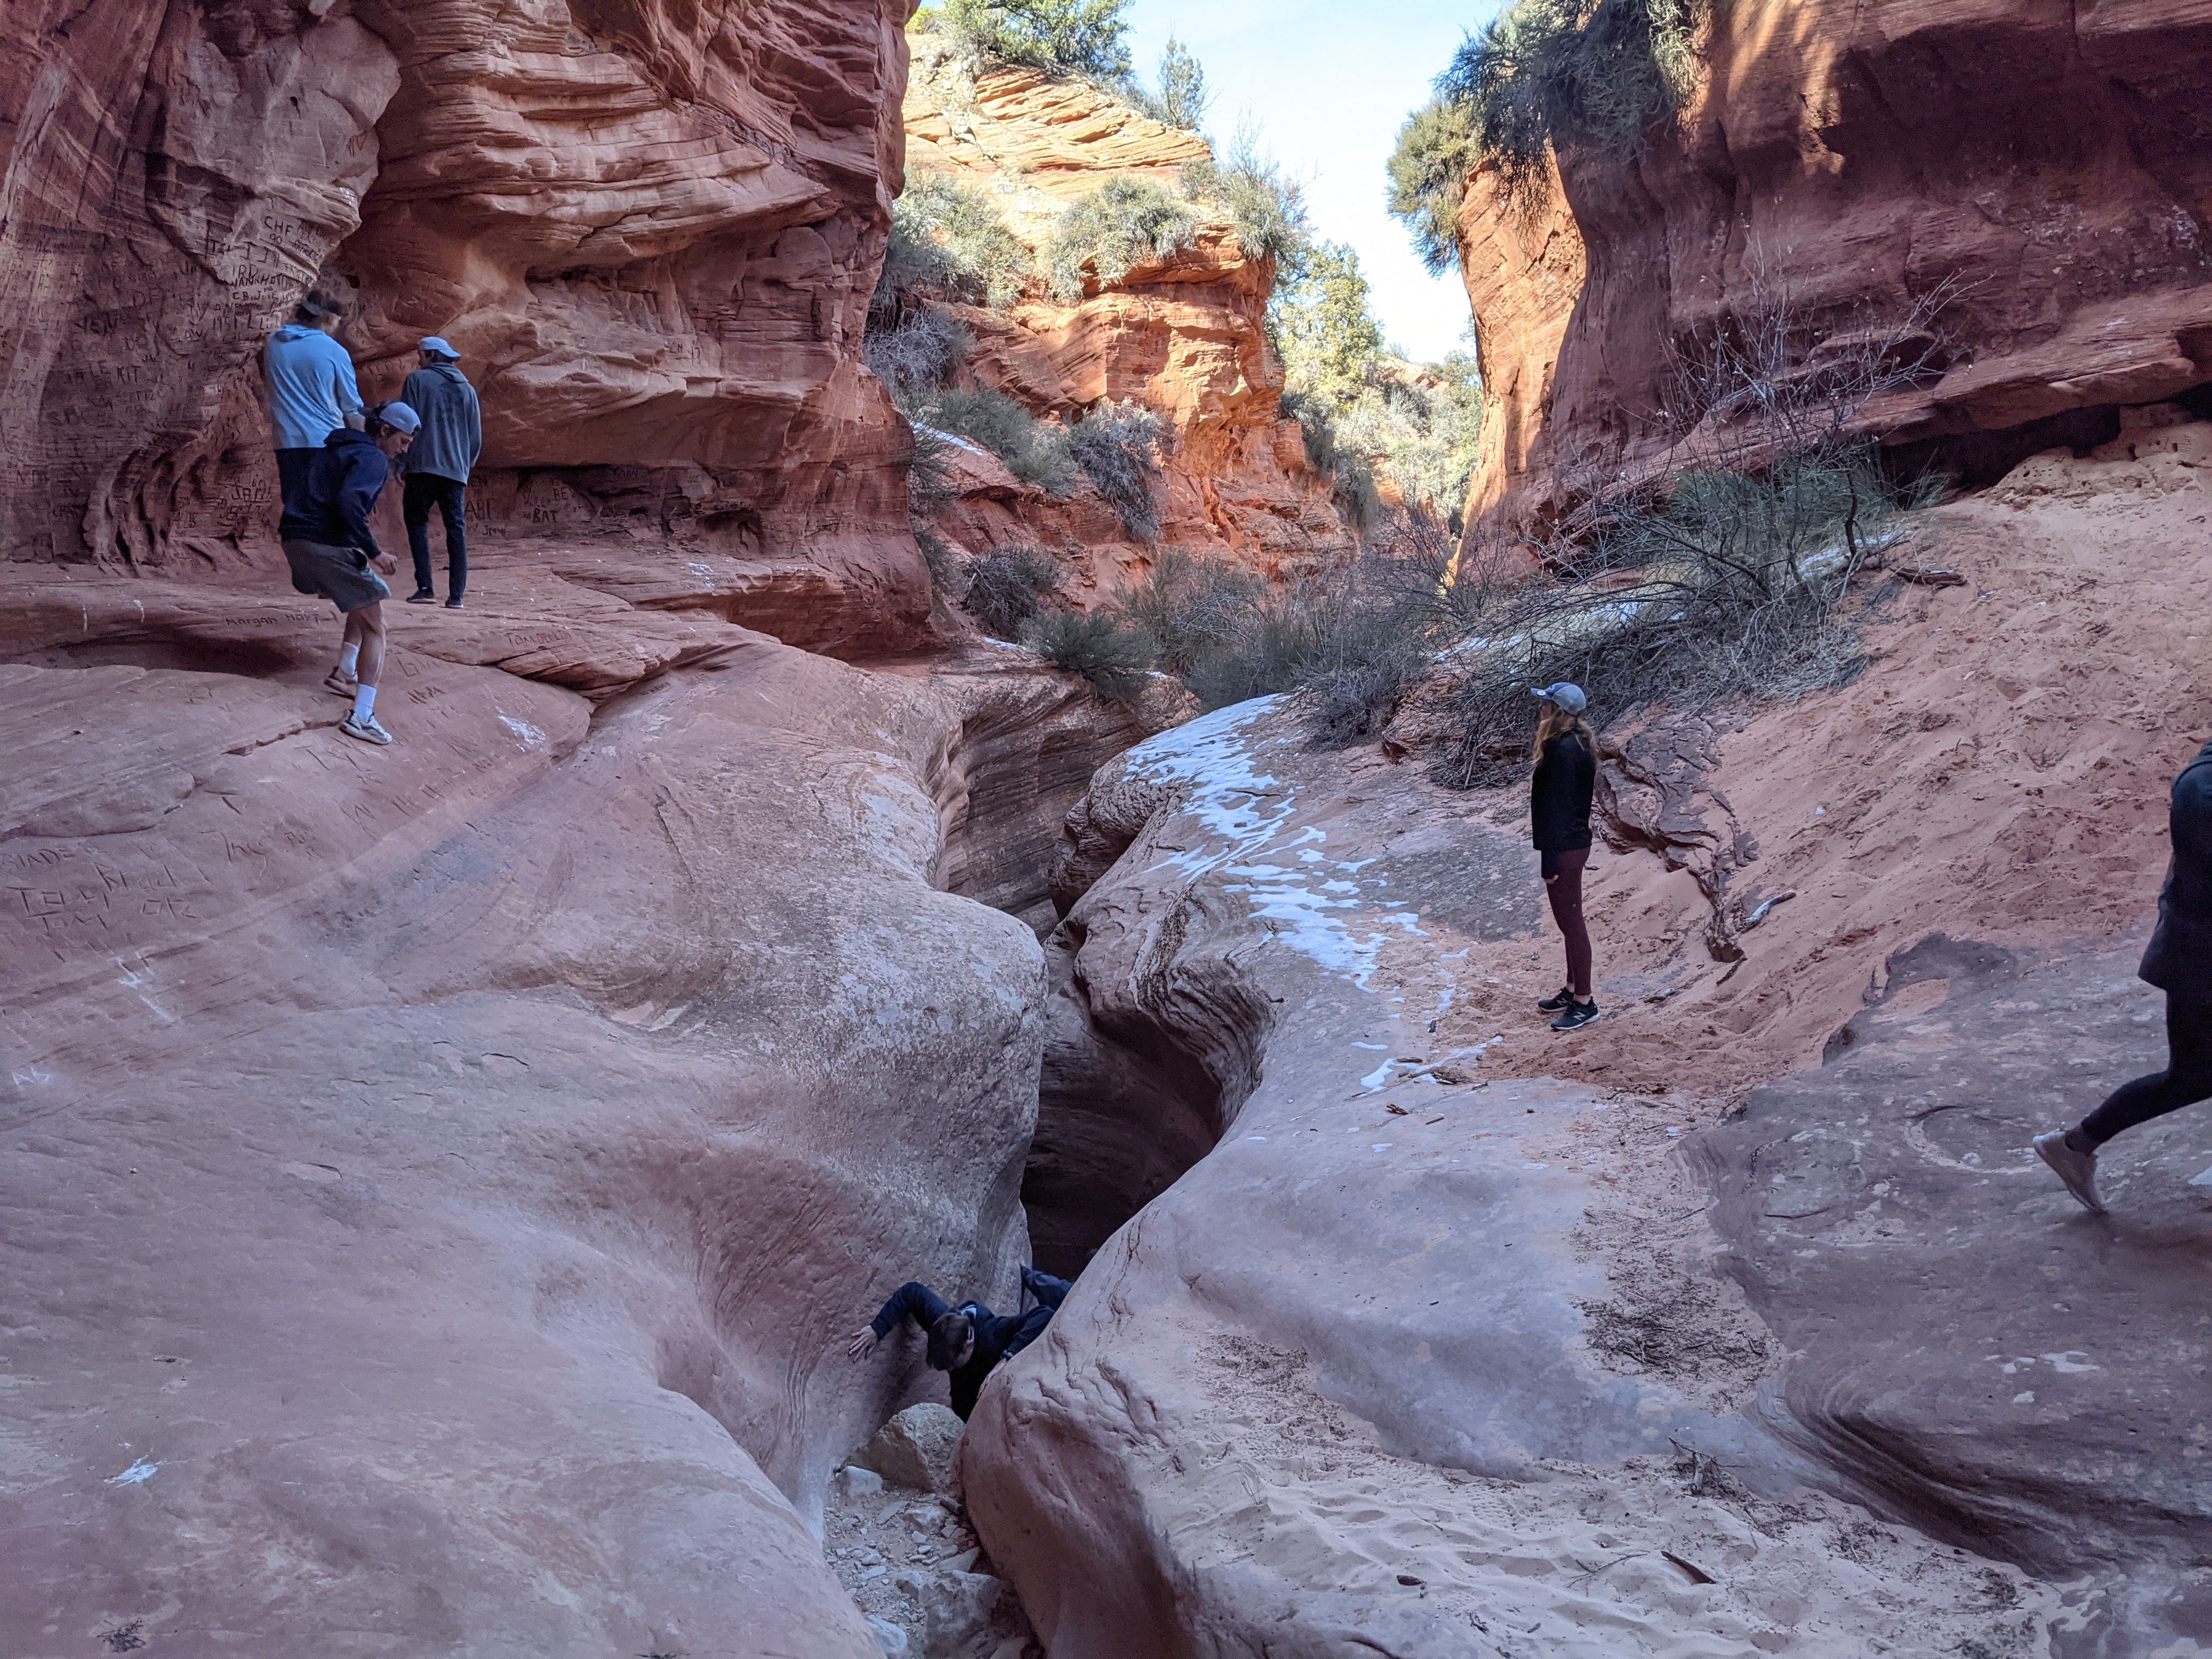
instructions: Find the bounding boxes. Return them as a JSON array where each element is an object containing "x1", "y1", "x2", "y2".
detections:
[
  {"x1": 398, "y1": 337, "x2": 482, "y2": 608},
  {"x1": 263, "y1": 295, "x2": 364, "y2": 511}
]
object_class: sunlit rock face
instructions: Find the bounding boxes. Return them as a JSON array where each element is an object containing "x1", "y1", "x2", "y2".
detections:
[
  {"x1": 1454, "y1": 0, "x2": 2212, "y2": 535},
  {"x1": 902, "y1": 60, "x2": 1347, "y2": 597},
  {"x1": 0, "y1": 0, "x2": 927, "y2": 655}
]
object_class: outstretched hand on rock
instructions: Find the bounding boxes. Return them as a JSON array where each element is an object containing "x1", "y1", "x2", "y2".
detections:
[{"x1": 847, "y1": 1324, "x2": 879, "y2": 1361}]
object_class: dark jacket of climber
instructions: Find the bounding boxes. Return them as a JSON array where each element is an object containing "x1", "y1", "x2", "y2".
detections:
[
  {"x1": 850, "y1": 1268, "x2": 1072, "y2": 1420},
  {"x1": 278, "y1": 426, "x2": 394, "y2": 563}
]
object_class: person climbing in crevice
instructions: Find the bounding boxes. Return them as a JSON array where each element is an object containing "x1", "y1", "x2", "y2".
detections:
[
  {"x1": 2035, "y1": 736, "x2": 2212, "y2": 1213},
  {"x1": 1531, "y1": 681, "x2": 1601, "y2": 1032},
  {"x1": 279, "y1": 402, "x2": 419, "y2": 746},
  {"x1": 848, "y1": 1267, "x2": 1073, "y2": 1420}
]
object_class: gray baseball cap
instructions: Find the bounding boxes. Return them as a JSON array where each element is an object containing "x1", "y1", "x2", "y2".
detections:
[
  {"x1": 378, "y1": 401, "x2": 421, "y2": 435},
  {"x1": 1531, "y1": 681, "x2": 1587, "y2": 714},
  {"x1": 419, "y1": 336, "x2": 459, "y2": 359}
]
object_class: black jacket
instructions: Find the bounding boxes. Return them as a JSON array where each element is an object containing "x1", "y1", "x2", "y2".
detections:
[
  {"x1": 278, "y1": 427, "x2": 391, "y2": 561},
  {"x1": 1531, "y1": 729, "x2": 1596, "y2": 853},
  {"x1": 871, "y1": 1270, "x2": 1071, "y2": 1420},
  {"x1": 2141, "y1": 740, "x2": 2212, "y2": 998}
]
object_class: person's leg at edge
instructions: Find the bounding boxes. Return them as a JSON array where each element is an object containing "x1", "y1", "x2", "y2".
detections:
[
  {"x1": 403, "y1": 476, "x2": 436, "y2": 599},
  {"x1": 1545, "y1": 845, "x2": 1593, "y2": 1001},
  {"x1": 348, "y1": 601, "x2": 388, "y2": 731},
  {"x1": 336, "y1": 611, "x2": 363, "y2": 681},
  {"x1": 2073, "y1": 995, "x2": 2212, "y2": 1151},
  {"x1": 439, "y1": 478, "x2": 467, "y2": 602}
]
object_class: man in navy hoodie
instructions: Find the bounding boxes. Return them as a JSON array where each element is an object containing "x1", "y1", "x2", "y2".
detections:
[
  {"x1": 398, "y1": 336, "x2": 482, "y2": 608},
  {"x1": 279, "y1": 403, "x2": 419, "y2": 746},
  {"x1": 2038, "y1": 738, "x2": 2212, "y2": 1210}
]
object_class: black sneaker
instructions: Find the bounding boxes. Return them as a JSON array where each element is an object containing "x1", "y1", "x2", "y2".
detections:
[
  {"x1": 1537, "y1": 986, "x2": 1576, "y2": 1012},
  {"x1": 1550, "y1": 999, "x2": 1599, "y2": 1032},
  {"x1": 404, "y1": 590, "x2": 437, "y2": 604},
  {"x1": 444, "y1": 596, "x2": 465, "y2": 610}
]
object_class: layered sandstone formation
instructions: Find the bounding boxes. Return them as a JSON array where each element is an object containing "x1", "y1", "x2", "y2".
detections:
[
  {"x1": 963, "y1": 416, "x2": 2212, "y2": 1654},
  {"x1": 1457, "y1": 0, "x2": 2212, "y2": 533},
  {"x1": 0, "y1": 0, "x2": 926, "y2": 654},
  {"x1": 902, "y1": 55, "x2": 1344, "y2": 595}
]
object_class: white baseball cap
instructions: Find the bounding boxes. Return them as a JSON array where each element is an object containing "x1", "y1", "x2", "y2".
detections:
[
  {"x1": 378, "y1": 401, "x2": 422, "y2": 435},
  {"x1": 419, "y1": 336, "x2": 459, "y2": 359}
]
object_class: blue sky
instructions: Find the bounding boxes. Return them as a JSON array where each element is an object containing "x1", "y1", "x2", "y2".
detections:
[{"x1": 1119, "y1": 0, "x2": 1505, "y2": 364}]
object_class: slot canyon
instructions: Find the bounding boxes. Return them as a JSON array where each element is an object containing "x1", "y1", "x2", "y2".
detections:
[{"x1": 3, "y1": 2, "x2": 2210, "y2": 1656}]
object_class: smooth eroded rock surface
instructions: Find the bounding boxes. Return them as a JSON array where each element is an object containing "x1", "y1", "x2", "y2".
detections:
[{"x1": 0, "y1": 548, "x2": 1092, "y2": 1656}]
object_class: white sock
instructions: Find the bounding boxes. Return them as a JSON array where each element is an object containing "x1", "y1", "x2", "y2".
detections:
[
  {"x1": 338, "y1": 642, "x2": 360, "y2": 676},
  {"x1": 352, "y1": 685, "x2": 377, "y2": 724}
]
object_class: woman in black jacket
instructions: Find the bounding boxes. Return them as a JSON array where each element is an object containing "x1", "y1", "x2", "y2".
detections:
[{"x1": 1530, "y1": 682, "x2": 1600, "y2": 1030}]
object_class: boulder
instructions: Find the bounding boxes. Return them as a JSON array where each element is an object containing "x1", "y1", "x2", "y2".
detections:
[
  {"x1": 919, "y1": 1571, "x2": 1001, "y2": 1659},
  {"x1": 855, "y1": 1404, "x2": 967, "y2": 1496},
  {"x1": 866, "y1": 1616, "x2": 911, "y2": 1657}
]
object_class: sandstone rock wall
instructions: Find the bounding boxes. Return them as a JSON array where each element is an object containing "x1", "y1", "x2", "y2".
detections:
[
  {"x1": 0, "y1": 534, "x2": 1151, "y2": 1654},
  {"x1": 902, "y1": 60, "x2": 1345, "y2": 596},
  {"x1": 0, "y1": 0, "x2": 928, "y2": 656},
  {"x1": 1457, "y1": 0, "x2": 2212, "y2": 534}
]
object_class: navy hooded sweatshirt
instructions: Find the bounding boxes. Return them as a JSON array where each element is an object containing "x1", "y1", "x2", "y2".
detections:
[{"x1": 279, "y1": 427, "x2": 391, "y2": 562}]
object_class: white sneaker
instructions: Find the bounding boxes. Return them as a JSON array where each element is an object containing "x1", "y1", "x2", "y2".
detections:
[
  {"x1": 339, "y1": 713, "x2": 394, "y2": 746},
  {"x1": 2033, "y1": 1130, "x2": 2104, "y2": 1214}
]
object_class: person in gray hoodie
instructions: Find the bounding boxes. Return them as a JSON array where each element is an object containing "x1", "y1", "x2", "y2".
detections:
[{"x1": 398, "y1": 336, "x2": 482, "y2": 608}]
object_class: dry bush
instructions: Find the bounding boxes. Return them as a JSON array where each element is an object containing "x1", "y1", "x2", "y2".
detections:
[
  {"x1": 1115, "y1": 517, "x2": 1465, "y2": 745},
  {"x1": 1020, "y1": 609, "x2": 1158, "y2": 703},
  {"x1": 962, "y1": 545, "x2": 1063, "y2": 638},
  {"x1": 1427, "y1": 283, "x2": 1955, "y2": 787},
  {"x1": 1066, "y1": 402, "x2": 1163, "y2": 538}
]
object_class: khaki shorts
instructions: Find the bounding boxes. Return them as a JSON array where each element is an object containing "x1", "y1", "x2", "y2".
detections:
[{"x1": 283, "y1": 539, "x2": 391, "y2": 614}]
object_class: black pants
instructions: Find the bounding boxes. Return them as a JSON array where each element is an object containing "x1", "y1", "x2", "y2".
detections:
[
  {"x1": 275, "y1": 448, "x2": 318, "y2": 520},
  {"x1": 404, "y1": 473, "x2": 467, "y2": 599},
  {"x1": 1542, "y1": 845, "x2": 1593, "y2": 997},
  {"x1": 2080, "y1": 993, "x2": 2212, "y2": 1146}
]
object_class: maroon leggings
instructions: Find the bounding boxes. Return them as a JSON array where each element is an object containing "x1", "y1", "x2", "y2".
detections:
[{"x1": 1542, "y1": 845, "x2": 1592, "y2": 997}]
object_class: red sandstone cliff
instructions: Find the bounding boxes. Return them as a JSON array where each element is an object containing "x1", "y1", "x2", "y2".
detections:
[
  {"x1": 1455, "y1": 0, "x2": 2212, "y2": 534},
  {"x1": 902, "y1": 58, "x2": 1344, "y2": 595},
  {"x1": 0, "y1": 0, "x2": 926, "y2": 654}
]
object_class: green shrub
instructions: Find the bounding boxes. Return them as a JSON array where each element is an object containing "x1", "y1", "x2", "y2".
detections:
[
  {"x1": 873, "y1": 175, "x2": 1033, "y2": 320},
  {"x1": 1271, "y1": 241, "x2": 1384, "y2": 409},
  {"x1": 919, "y1": 0, "x2": 1135, "y2": 80},
  {"x1": 907, "y1": 422, "x2": 961, "y2": 517},
  {"x1": 1045, "y1": 176, "x2": 1199, "y2": 302},
  {"x1": 1154, "y1": 36, "x2": 1210, "y2": 131},
  {"x1": 962, "y1": 545, "x2": 1063, "y2": 637},
  {"x1": 1019, "y1": 609, "x2": 1159, "y2": 703},
  {"x1": 913, "y1": 521, "x2": 959, "y2": 591},
  {"x1": 1433, "y1": 0, "x2": 1708, "y2": 213},
  {"x1": 866, "y1": 306, "x2": 975, "y2": 404},
  {"x1": 1112, "y1": 528, "x2": 1466, "y2": 743},
  {"x1": 1428, "y1": 443, "x2": 1932, "y2": 788},
  {"x1": 1179, "y1": 126, "x2": 1312, "y2": 275},
  {"x1": 911, "y1": 388, "x2": 1077, "y2": 495},
  {"x1": 1065, "y1": 401, "x2": 1162, "y2": 538},
  {"x1": 1386, "y1": 97, "x2": 1482, "y2": 275}
]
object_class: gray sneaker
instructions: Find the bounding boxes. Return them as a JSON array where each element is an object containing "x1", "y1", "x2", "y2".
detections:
[
  {"x1": 2033, "y1": 1130, "x2": 2104, "y2": 1214},
  {"x1": 339, "y1": 713, "x2": 394, "y2": 746}
]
